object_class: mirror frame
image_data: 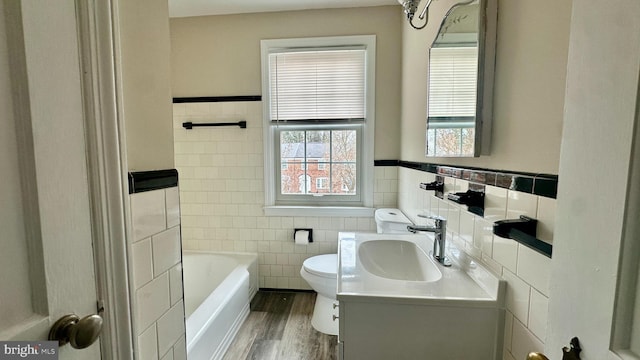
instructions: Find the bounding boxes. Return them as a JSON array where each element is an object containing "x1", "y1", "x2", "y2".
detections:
[{"x1": 426, "y1": 0, "x2": 498, "y2": 157}]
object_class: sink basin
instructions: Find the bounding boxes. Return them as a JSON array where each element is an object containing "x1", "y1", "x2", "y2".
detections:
[{"x1": 358, "y1": 240, "x2": 442, "y2": 282}]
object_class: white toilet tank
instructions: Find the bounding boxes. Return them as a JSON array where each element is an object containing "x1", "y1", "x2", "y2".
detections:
[{"x1": 374, "y1": 208, "x2": 413, "y2": 234}]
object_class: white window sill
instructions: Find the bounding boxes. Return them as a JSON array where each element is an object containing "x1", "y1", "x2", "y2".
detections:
[{"x1": 263, "y1": 206, "x2": 375, "y2": 217}]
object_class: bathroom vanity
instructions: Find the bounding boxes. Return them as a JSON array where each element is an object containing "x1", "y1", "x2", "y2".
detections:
[{"x1": 336, "y1": 232, "x2": 505, "y2": 360}]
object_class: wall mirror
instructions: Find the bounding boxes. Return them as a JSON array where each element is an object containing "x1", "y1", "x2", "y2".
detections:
[{"x1": 426, "y1": 0, "x2": 497, "y2": 157}]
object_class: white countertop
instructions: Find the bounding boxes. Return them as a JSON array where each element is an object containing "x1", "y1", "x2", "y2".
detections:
[{"x1": 337, "y1": 232, "x2": 504, "y2": 307}]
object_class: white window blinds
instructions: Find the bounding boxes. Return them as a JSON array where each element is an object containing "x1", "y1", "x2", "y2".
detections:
[
  {"x1": 269, "y1": 49, "x2": 366, "y2": 121},
  {"x1": 428, "y1": 46, "x2": 478, "y2": 118}
]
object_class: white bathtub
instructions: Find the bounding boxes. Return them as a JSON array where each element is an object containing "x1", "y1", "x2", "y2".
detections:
[{"x1": 183, "y1": 251, "x2": 258, "y2": 360}]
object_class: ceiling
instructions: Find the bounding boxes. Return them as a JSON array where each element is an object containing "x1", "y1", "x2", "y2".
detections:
[{"x1": 168, "y1": 0, "x2": 400, "y2": 18}]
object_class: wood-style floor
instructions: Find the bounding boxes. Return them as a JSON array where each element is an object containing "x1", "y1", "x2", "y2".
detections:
[{"x1": 223, "y1": 291, "x2": 338, "y2": 360}]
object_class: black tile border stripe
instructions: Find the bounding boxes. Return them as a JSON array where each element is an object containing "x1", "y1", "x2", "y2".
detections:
[
  {"x1": 374, "y1": 160, "x2": 558, "y2": 199},
  {"x1": 128, "y1": 169, "x2": 178, "y2": 194},
  {"x1": 372, "y1": 159, "x2": 399, "y2": 167},
  {"x1": 173, "y1": 95, "x2": 262, "y2": 103},
  {"x1": 375, "y1": 160, "x2": 556, "y2": 258}
]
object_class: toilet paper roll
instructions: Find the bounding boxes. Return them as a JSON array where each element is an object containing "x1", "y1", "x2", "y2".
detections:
[{"x1": 295, "y1": 230, "x2": 310, "y2": 245}]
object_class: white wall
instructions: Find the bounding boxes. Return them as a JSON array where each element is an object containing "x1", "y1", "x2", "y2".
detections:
[
  {"x1": 170, "y1": 6, "x2": 403, "y2": 160},
  {"x1": 546, "y1": 0, "x2": 640, "y2": 358},
  {"x1": 117, "y1": 0, "x2": 174, "y2": 171}
]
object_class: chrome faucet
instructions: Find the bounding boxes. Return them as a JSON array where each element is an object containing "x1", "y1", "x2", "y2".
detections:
[{"x1": 407, "y1": 216, "x2": 451, "y2": 267}]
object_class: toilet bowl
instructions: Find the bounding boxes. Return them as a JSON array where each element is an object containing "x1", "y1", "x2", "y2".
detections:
[
  {"x1": 300, "y1": 208, "x2": 412, "y2": 335},
  {"x1": 300, "y1": 254, "x2": 338, "y2": 335}
]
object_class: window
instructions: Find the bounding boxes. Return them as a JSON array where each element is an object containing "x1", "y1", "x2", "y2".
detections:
[
  {"x1": 261, "y1": 36, "x2": 375, "y2": 213},
  {"x1": 316, "y1": 177, "x2": 329, "y2": 190},
  {"x1": 427, "y1": 45, "x2": 478, "y2": 157}
]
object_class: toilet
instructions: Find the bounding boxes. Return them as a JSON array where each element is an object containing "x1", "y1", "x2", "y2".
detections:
[
  {"x1": 374, "y1": 208, "x2": 413, "y2": 234},
  {"x1": 300, "y1": 208, "x2": 413, "y2": 335},
  {"x1": 300, "y1": 254, "x2": 339, "y2": 335}
]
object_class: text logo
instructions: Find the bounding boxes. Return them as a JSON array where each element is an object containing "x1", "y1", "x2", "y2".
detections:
[{"x1": 0, "y1": 342, "x2": 57, "y2": 360}]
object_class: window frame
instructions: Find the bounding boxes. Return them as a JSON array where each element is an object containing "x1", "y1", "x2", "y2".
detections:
[{"x1": 261, "y1": 36, "x2": 376, "y2": 216}]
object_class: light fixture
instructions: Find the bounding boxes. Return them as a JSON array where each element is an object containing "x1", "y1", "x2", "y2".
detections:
[{"x1": 398, "y1": 0, "x2": 433, "y2": 29}]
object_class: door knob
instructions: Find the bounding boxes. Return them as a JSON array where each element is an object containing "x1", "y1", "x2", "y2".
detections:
[
  {"x1": 527, "y1": 353, "x2": 550, "y2": 360},
  {"x1": 48, "y1": 314, "x2": 103, "y2": 349}
]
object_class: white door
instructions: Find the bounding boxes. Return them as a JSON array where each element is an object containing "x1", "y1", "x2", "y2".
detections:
[
  {"x1": 0, "y1": 0, "x2": 107, "y2": 358},
  {"x1": 545, "y1": 1, "x2": 640, "y2": 359}
]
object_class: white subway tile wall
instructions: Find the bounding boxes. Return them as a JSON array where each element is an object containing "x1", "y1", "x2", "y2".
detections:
[
  {"x1": 493, "y1": 235, "x2": 519, "y2": 273},
  {"x1": 131, "y1": 190, "x2": 167, "y2": 241},
  {"x1": 132, "y1": 238, "x2": 154, "y2": 289},
  {"x1": 169, "y1": 264, "x2": 183, "y2": 306},
  {"x1": 502, "y1": 269, "x2": 531, "y2": 323},
  {"x1": 511, "y1": 319, "x2": 544, "y2": 360},
  {"x1": 136, "y1": 273, "x2": 170, "y2": 335},
  {"x1": 506, "y1": 191, "x2": 538, "y2": 219},
  {"x1": 516, "y1": 244, "x2": 551, "y2": 296},
  {"x1": 173, "y1": 336, "x2": 187, "y2": 360},
  {"x1": 129, "y1": 187, "x2": 186, "y2": 360},
  {"x1": 157, "y1": 301, "x2": 187, "y2": 356},
  {"x1": 503, "y1": 311, "x2": 514, "y2": 353},
  {"x1": 398, "y1": 167, "x2": 555, "y2": 359},
  {"x1": 152, "y1": 227, "x2": 182, "y2": 275},
  {"x1": 528, "y1": 288, "x2": 549, "y2": 341},
  {"x1": 173, "y1": 102, "x2": 394, "y2": 289},
  {"x1": 484, "y1": 185, "x2": 508, "y2": 221},
  {"x1": 536, "y1": 196, "x2": 557, "y2": 243},
  {"x1": 138, "y1": 324, "x2": 158, "y2": 360}
]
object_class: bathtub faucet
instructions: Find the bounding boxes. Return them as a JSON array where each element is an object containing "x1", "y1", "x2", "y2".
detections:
[{"x1": 407, "y1": 216, "x2": 451, "y2": 267}]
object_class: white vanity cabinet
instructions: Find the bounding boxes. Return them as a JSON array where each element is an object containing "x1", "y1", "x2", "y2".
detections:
[{"x1": 337, "y1": 295, "x2": 503, "y2": 360}]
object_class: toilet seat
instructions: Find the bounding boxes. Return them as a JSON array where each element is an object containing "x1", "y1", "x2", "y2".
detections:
[{"x1": 302, "y1": 254, "x2": 337, "y2": 279}]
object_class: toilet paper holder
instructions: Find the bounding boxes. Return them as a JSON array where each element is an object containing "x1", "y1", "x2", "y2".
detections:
[{"x1": 294, "y1": 228, "x2": 313, "y2": 243}]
